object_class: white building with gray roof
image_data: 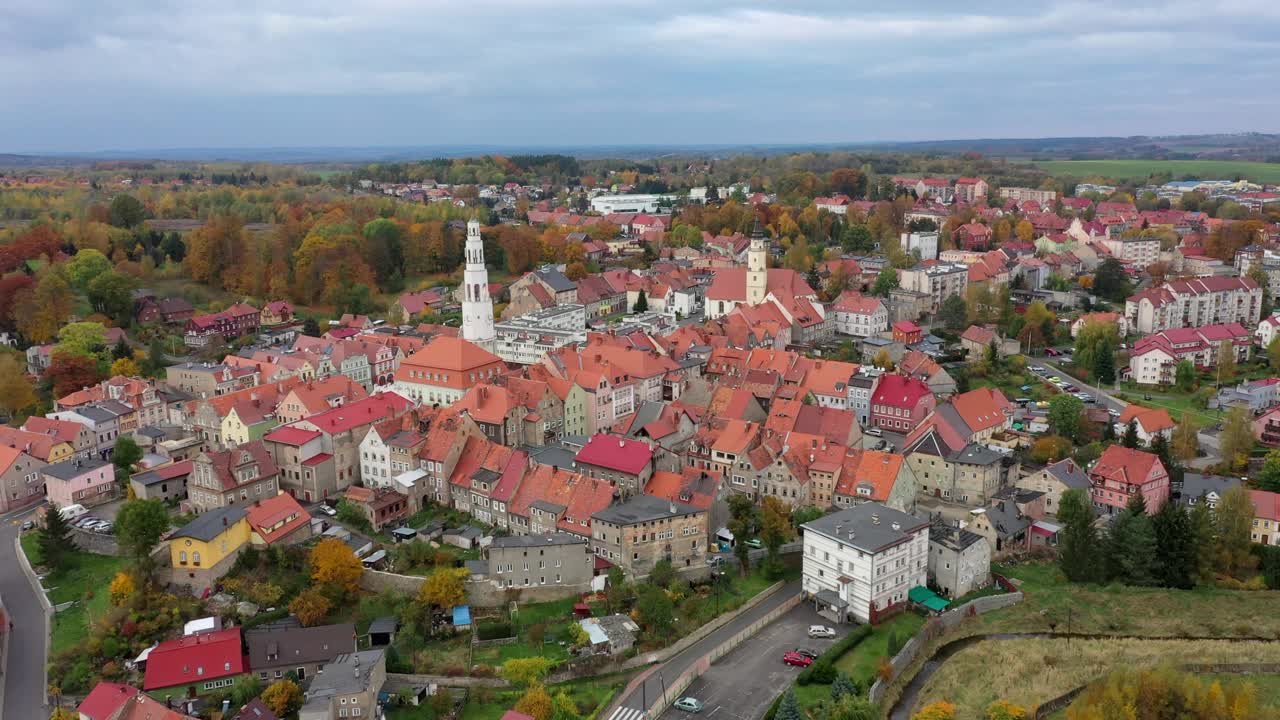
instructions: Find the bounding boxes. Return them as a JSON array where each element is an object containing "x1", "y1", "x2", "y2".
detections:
[{"x1": 801, "y1": 502, "x2": 930, "y2": 623}]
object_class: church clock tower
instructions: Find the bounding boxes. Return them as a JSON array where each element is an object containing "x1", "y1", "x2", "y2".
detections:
[
  {"x1": 746, "y1": 220, "x2": 768, "y2": 305},
  {"x1": 461, "y1": 218, "x2": 495, "y2": 349}
]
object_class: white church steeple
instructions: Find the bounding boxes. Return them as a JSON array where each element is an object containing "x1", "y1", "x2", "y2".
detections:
[
  {"x1": 461, "y1": 217, "x2": 495, "y2": 349},
  {"x1": 746, "y1": 219, "x2": 768, "y2": 305}
]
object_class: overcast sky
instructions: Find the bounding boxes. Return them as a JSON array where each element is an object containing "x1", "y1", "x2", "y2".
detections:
[{"x1": 4, "y1": 0, "x2": 1280, "y2": 153}]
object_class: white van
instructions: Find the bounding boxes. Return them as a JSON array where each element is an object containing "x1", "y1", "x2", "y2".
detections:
[{"x1": 59, "y1": 504, "x2": 89, "y2": 522}]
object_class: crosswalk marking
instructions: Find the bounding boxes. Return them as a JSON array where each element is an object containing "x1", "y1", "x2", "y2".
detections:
[{"x1": 608, "y1": 706, "x2": 645, "y2": 720}]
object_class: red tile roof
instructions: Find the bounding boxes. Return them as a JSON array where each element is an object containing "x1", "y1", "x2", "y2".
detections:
[
  {"x1": 870, "y1": 374, "x2": 931, "y2": 410},
  {"x1": 245, "y1": 493, "x2": 311, "y2": 545},
  {"x1": 78, "y1": 682, "x2": 139, "y2": 720},
  {"x1": 1117, "y1": 405, "x2": 1175, "y2": 435},
  {"x1": 296, "y1": 393, "x2": 413, "y2": 435},
  {"x1": 1090, "y1": 445, "x2": 1165, "y2": 486},
  {"x1": 143, "y1": 627, "x2": 246, "y2": 690},
  {"x1": 1251, "y1": 490, "x2": 1280, "y2": 523},
  {"x1": 575, "y1": 434, "x2": 654, "y2": 475},
  {"x1": 263, "y1": 426, "x2": 322, "y2": 446}
]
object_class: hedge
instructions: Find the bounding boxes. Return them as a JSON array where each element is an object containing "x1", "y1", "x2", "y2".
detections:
[
  {"x1": 477, "y1": 621, "x2": 514, "y2": 640},
  {"x1": 796, "y1": 624, "x2": 873, "y2": 685}
]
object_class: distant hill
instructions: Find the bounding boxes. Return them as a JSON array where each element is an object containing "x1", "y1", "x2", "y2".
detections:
[{"x1": 6, "y1": 133, "x2": 1280, "y2": 165}]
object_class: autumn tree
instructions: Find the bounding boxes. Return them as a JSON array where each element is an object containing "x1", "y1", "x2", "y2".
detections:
[
  {"x1": 417, "y1": 566, "x2": 467, "y2": 610},
  {"x1": 66, "y1": 249, "x2": 113, "y2": 290},
  {"x1": 110, "y1": 357, "x2": 141, "y2": 378},
  {"x1": 759, "y1": 496, "x2": 796, "y2": 577},
  {"x1": 985, "y1": 700, "x2": 1027, "y2": 720},
  {"x1": 109, "y1": 571, "x2": 136, "y2": 606},
  {"x1": 14, "y1": 270, "x2": 74, "y2": 343},
  {"x1": 310, "y1": 538, "x2": 364, "y2": 597},
  {"x1": 1014, "y1": 220, "x2": 1034, "y2": 242},
  {"x1": 1072, "y1": 320, "x2": 1119, "y2": 381},
  {"x1": 0, "y1": 353, "x2": 37, "y2": 418},
  {"x1": 912, "y1": 701, "x2": 957, "y2": 720},
  {"x1": 1219, "y1": 406, "x2": 1255, "y2": 471},
  {"x1": 261, "y1": 679, "x2": 304, "y2": 717},
  {"x1": 500, "y1": 657, "x2": 553, "y2": 687},
  {"x1": 1170, "y1": 412, "x2": 1200, "y2": 460},
  {"x1": 289, "y1": 588, "x2": 333, "y2": 626},
  {"x1": 46, "y1": 352, "x2": 102, "y2": 399},
  {"x1": 1017, "y1": 301, "x2": 1056, "y2": 352},
  {"x1": 515, "y1": 684, "x2": 553, "y2": 720},
  {"x1": 115, "y1": 498, "x2": 170, "y2": 569},
  {"x1": 1215, "y1": 340, "x2": 1237, "y2": 382},
  {"x1": 0, "y1": 273, "x2": 35, "y2": 331},
  {"x1": 1215, "y1": 484, "x2": 1258, "y2": 579}
]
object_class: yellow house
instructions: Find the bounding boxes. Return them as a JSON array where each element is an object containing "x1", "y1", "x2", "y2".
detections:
[
  {"x1": 220, "y1": 403, "x2": 278, "y2": 448},
  {"x1": 168, "y1": 505, "x2": 251, "y2": 593}
]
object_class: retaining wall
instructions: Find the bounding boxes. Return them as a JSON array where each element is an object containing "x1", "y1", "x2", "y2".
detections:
[
  {"x1": 868, "y1": 591, "x2": 1024, "y2": 704},
  {"x1": 69, "y1": 527, "x2": 121, "y2": 556},
  {"x1": 388, "y1": 672, "x2": 508, "y2": 688}
]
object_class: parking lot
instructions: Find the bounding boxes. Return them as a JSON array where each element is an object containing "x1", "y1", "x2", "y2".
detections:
[{"x1": 656, "y1": 603, "x2": 851, "y2": 720}]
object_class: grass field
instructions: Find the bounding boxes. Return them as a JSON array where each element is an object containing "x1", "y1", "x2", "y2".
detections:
[
  {"x1": 915, "y1": 637, "x2": 1280, "y2": 716},
  {"x1": 1029, "y1": 159, "x2": 1280, "y2": 184},
  {"x1": 21, "y1": 533, "x2": 130, "y2": 654},
  {"x1": 978, "y1": 562, "x2": 1280, "y2": 638},
  {"x1": 794, "y1": 612, "x2": 926, "y2": 713},
  {"x1": 458, "y1": 674, "x2": 630, "y2": 720}
]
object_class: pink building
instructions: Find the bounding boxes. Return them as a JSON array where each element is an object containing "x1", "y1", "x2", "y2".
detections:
[
  {"x1": 42, "y1": 456, "x2": 117, "y2": 508},
  {"x1": 1088, "y1": 445, "x2": 1169, "y2": 516},
  {"x1": 869, "y1": 374, "x2": 936, "y2": 433}
]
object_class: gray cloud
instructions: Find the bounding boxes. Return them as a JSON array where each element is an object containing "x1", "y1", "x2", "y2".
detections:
[{"x1": 0, "y1": 0, "x2": 1277, "y2": 151}]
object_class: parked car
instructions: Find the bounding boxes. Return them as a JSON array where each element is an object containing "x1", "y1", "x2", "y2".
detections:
[
  {"x1": 1108, "y1": 409, "x2": 1121, "y2": 418},
  {"x1": 20, "y1": 520, "x2": 34, "y2": 531},
  {"x1": 793, "y1": 648, "x2": 820, "y2": 660},
  {"x1": 808, "y1": 625, "x2": 836, "y2": 639},
  {"x1": 1045, "y1": 348, "x2": 1060, "y2": 356},
  {"x1": 865, "y1": 427, "x2": 883, "y2": 437},
  {"x1": 1048, "y1": 376, "x2": 1062, "y2": 383},
  {"x1": 320, "y1": 505, "x2": 338, "y2": 517},
  {"x1": 674, "y1": 698, "x2": 704, "y2": 713},
  {"x1": 744, "y1": 538, "x2": 763, "y2": 549},
  {"x1": 97, "y1": 521, "x2": 114, "y2": 533},
  {"x1": 783, "y1": 651, "x2": 814, "y2": 667}
]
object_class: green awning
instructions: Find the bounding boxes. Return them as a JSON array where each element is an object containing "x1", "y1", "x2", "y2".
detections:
[{"x1": 909, "y1": 586, "x2": 950, "y2": 612}]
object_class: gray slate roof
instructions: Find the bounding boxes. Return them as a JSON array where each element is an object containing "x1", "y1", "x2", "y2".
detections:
[
  {"x1": 303, "y1": 649, "x2": 386, "y2": 699},
  {"x1": 42, "y1": 456, "x2": 112, "y2": 480},
  {"x1": 246, "y1": 622, "x2": 355, "y2": 669},
  {"x1": 592, "y1": 494, "x2": 703, "y2": 525},
  {"x1": 535, "y1": 266, "x2": 577, "y2": 293},
  {"x1": 929, "y1": 524, "x2": 986, "y2": 552},
  {"x1": 1045, "y1": 458, "x2": 1091, "y2": 490},
  {"x1": 1180, "y1": 473, "x2": 1241, "y2": 506},
  {"x1": 170, "y1": 505, "x2": 248, "y2": 542},
  {"x1": 801, "y1": 502, "x2": 930, "y2": 553}
]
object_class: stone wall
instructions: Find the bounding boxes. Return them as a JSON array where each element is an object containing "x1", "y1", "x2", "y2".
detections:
[
  {"x1": 70, "y1": 527, "x2": 120, "y2": 556},
  {"x1": 388, "y1": 673, "x2": 508, "y2": 689},
  {"x1": 868, "y1": 591, "x2": 1024, "y2": 704}
]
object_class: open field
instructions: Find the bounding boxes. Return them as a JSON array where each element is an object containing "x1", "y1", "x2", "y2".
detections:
[
  {"x1": 978, "y1": 562, "x2": 1280, "y2": 638},
  {"x1": 915, "y1": 637, "x2": 1280, "y2": 716},
  {"x1": 1029, "y1": 159, "x2": 1280, "y2": 184},
  {"x1": 21, "y1": 532, "x2": 131, "y2": 654}
]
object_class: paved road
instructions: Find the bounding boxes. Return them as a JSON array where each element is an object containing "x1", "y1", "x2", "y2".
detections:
[
  {"x1": 0, "y1": 503, "x2": 49, "y2": 720},
  {"x1": 606, "y1": 580, "x2": 802, "y2": 720},
  {"x1": 1024, "y1": 359, "x2": 1127, "y2": 414},
  {"x1": 655, "y1": 603, "x2": 849, "y2": 720}
]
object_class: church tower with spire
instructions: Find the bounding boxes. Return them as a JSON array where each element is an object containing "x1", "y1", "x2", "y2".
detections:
[
  {"x1": 746, "y1": 220, "x2": 768, "y2": 305},
  {"x1": 461, "y1": 217, "x2": 495, "y2": 350}
]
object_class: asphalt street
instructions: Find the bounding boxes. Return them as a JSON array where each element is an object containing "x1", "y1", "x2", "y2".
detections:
[
  {"x1": 655, "y1": 603, "x2": 849, "y2": 720},
  {"x1": 606, "y1": 580, "x2": 803, "y2": 720},
  {"x1": 1, "y1": 503, "x2": 48, "y2": 720}
]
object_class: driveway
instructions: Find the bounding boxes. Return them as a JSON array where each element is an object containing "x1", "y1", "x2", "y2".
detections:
[
  {"x1": 654, "y1": 604, "x2": 849, "y2": 720},
  {"x1": 1, "y1": 504, "x2": 49, "y2": 720},
  {"x1": 605, "y1": 579, "x2": 803, "y2": 720}
]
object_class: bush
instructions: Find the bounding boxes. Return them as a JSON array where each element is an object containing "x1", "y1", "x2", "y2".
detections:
[{"x1": 796, "y1": 625, "x2": 873, "y2": 685}]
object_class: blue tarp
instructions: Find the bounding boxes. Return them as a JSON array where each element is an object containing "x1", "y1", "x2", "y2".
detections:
[{"x1": 452, "y1": 605, "x2": 472, "y2": 626}]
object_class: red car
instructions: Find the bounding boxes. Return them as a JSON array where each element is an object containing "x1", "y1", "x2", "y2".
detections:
[{"x1": 783, "y1": 651, "x2": 813, "y2": 667}]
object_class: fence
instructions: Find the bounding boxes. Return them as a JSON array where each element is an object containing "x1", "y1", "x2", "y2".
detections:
[
  {"x1": 388, "y1": 672, "x2": 508, "y2": 689},
  {"x1": 868, "y1": 591, "x2": 1024, "y2": 704}
]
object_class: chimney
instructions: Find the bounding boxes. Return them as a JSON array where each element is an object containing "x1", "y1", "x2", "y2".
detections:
[
  {"x1": 669, "y1": 501, "x2": 677, "y2": 513},
  {"x1": 871, "y1": 513, "x2": 880, "y2": 525},
  {"x1": 891, "y1": 522, "x2": 901, "y2": 531}
]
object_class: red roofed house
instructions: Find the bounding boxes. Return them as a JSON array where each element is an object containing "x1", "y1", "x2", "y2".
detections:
[
  {"x1": 1114, "y1": 405, "x2": 1176, "y2": 445},
  {"x1": 954, "y1": 177, "x2": 989, "y2": 204},
  {"x1": 1127, "y1": 324, "x2": 1252, "y2": 386},
  {"x1": 1089, "y1": 445, "x2": 1169, "y2": 516},
  {"x1": 390, "y1": 289, "x2": 446, "y2": 324},
  {"x1": 78, "y1": 682, "x2": 141, "y2": 720},
  {"x1": 392, "y1": 336, "x2": 506, "y2": 407},
  {"x1": 1250, "y1": 489, "x2": 1280, "y2": 546},
  {"x1": 343, "y1": 485, "x2": 410, "y2": 532},
  {"x1": 245, "y1": 492, "x2": 313, "y2": 546},
  {"x1": 955, "y1": 223, "x2": 993, "y2": 251},
  {"x1": 143, "y1": 627, "x2": 249, "y2": 696},
  {"x1": 282, "y1": 393, "x2": 415, "y2": 501},
  {"x1": 830, "y1": 291, "x2": 888, "y2": 338},
  {"x1": 188, "y1": 441, "x2": 281, "y2": 513},
  {"x1": 832, "y1": 449, "x2": 918, "y2": 512},
  {"x1": 260, "y1": 300, "x2": 294, "y2": 326},
  {"x1": 869, "y1": 374, "x2": 936, "y2": 433},
  {"x1": 575, "y1": 434, "x2": 655, "y2": 497},
  {"x1": 1125, "y1": 276, "x2": 1261, "y2": 334},
  {"x1": 891, "y1": 320, "x2": 922, "y2": 345}
]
